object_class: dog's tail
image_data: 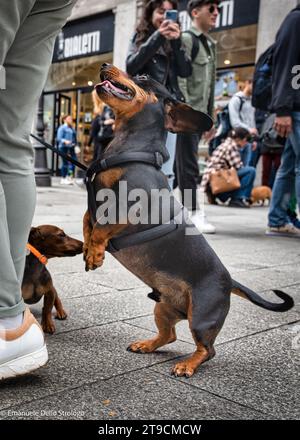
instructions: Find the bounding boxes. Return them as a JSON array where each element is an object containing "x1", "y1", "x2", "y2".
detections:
[{"x1": 231, "y1": 279, "x2": 294, "y2": 312}]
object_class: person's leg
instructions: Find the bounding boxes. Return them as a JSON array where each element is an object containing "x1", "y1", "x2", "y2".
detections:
[
  {"x1": 162, "y1": 132, "x2": 177, "y2": 189},
  {"x1": 176, "y1": 133, "x2": 200, "y2": 211},
  {"x1": 59, "y1": 146, "x2": 70, "y2": 178},
  {"x1": 289, "y1": 112, "x2": 300, "y2": 209},
  {"x1": 69, "y1": 147, "x2": 77, "y2": 177},
  {"x1": 262, "y1": 153, "x2": 272, "y2": 187},
  {"x1": 233, "y1": 166, "x2": 256, "y2": 200},
  {"x1": 269, "y1": 153, "x2": 282, "y2": 188},
  {"x1": 268, "y1": 140, "x2": 295, "y2": 227},
  {"x1": 0, "y1": 0, "x2": 76, "y2": 319}
]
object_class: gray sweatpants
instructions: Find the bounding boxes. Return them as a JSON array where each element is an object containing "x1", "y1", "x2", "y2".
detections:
[{"x1": 0, "y1": 0, "x2": 76, "y2": 318}]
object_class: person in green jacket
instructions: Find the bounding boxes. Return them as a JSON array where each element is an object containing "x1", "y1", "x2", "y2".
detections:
[{"x1": 176, "y1": 0, "x2": 219, "y2": 234}]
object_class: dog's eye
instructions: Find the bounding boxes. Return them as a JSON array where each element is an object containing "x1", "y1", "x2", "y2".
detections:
[{"x1": 58, "y1": 232, "x2": 66, "y2": 238}]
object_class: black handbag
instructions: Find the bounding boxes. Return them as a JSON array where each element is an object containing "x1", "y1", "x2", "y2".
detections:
[{"x1": 261, "y1": 114, "x2": 285, "y2": 154}]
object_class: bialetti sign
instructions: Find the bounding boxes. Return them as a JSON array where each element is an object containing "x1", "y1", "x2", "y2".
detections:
[
  {"x1": 53, "y1": 11, "x2": 114, "y2": 63},
  {"x1": 179, "y1": 0, "x2": 260, "y2": 32},
  {"x1": 59, "y1": 30, "x2": 101, "y2": 59}
]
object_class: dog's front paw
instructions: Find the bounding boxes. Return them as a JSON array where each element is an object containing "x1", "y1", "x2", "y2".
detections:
[
  {"x1": 83, "y1": 244, "x2": 89, "y2": 262},
  {"x1": 55, "y1": 309, "x2": 67, "y2": 320},
  {"x1": 41, "y1": 317, "x2": 56, "y2": 334},
  {"x1": 171, "y1": 361, "x2": 196, "y2": 378},
  {"x1": 127, "y1": 340, "x2": 156, "y2": 353},
  {"x1": 85, "y1": 245, "x2": 105, "y2": 271}
]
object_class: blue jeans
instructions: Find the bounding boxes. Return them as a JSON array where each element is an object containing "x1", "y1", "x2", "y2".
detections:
[
  {"x1": 162, "y1": 132, "x2": 177, "y2": 189},
  {"x1": 268, "y1": 112, "x2": 300, "y2": 227},
  {"x1": 60, "y1": 146, "x2": 77, "y2": 178},
  {"x1": 218, "y1": 166, "x2": 256, "y2": 201}
]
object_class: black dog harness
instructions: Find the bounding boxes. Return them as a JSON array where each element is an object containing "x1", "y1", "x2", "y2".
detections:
[
  {"x1": 31, "y1": 135, "x2": 184, "y2": 254},
  {"x1": 85, "y1": 151, "x2": 184, "y2": 253}
]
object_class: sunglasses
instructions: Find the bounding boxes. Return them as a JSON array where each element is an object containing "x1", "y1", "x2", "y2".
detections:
[{"x1": 208, "y1": 4, "x2": 221, "y2": 14}]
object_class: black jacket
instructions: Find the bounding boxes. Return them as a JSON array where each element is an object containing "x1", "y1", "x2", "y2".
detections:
[
  {"x1": 271, "y1": 6, "x2": 300, "y2": 116},
  {"x1": 126, "y1": 29, "x2": 192, "y2": 102}
]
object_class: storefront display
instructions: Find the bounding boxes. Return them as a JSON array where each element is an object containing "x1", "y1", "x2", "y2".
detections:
[{"x1": 43, "y1": 11, "x2": 114, "y2": 174}]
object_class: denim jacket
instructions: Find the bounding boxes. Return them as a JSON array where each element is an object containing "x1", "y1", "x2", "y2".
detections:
[{"x1": 57, "y1": 124, "x2": 76, "y2": 149}]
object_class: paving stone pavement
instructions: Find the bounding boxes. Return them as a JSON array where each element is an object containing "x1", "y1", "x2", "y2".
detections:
[{"x1": 0, "y1": 179, "x2": 299, "y2": 420}]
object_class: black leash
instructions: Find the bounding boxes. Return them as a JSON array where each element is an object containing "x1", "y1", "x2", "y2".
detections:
[{"x1": 30, "y1": 134, "x2": 88, "y2": 171}]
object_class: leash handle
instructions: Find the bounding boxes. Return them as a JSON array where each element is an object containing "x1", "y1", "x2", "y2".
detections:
[{"x1": 30, "y1": 134, "x2": 88, "y2": 171}]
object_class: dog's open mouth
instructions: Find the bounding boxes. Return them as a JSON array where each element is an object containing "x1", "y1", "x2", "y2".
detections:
[{"x1": 96, "y1": 79, "x2": 135, "y2": 101}]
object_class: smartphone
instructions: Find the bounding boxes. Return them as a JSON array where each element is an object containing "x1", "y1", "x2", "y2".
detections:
[{"x1": 164, "y1": 9, "x2": 178, "y2": 22}]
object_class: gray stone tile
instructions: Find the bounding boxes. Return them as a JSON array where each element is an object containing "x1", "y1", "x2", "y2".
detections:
[
  {"x1": 151, "y1": 325, "x2": 300, "y2": 419},
  {"x1": 29, "y1": 287, "x2": 153, "y2": 334},
  {"x1": 47, "y1": 253, "x2": 145, "y2": 290},
  {"x1": 0, "y1": 323, "x2": 191, "y2": 412},
  {"x1": 0, "y1": 370, "x2": 271, "y2": 420}
]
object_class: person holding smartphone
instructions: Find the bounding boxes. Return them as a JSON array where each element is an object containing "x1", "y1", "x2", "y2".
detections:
[{"x1": 126, "y1": 0, "x2": 192, "y2": 190}]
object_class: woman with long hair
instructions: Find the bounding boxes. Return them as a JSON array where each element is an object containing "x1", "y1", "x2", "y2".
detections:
[
  {"x1": 126, "y1": 0, "x2": 192, "y2": 188},
  {"x1": 88, "y1": 89, "x2": 115, "y2": 161},
  {"x1": 201, "y1": 128, "x2": 256, "y2": 208}
]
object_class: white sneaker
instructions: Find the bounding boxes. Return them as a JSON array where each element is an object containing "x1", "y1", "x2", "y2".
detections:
[
  {"x1": 60, "y1": 177, "x2": 67, "y2": 185},
  {"x1": 190, "y1": 212, "x2": 216, "y2": 234},
  {"x1": 0, "y1": 308, "x2": 48, "y2": 380},
  {"x1": 66, "y1": 176, "x2": 74, "y2": 185},
  {"x1": 266, "y1": 223, "x2": 300, "y2": 238}
]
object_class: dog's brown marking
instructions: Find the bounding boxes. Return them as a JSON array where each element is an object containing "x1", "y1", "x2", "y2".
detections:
[
  {"x1": 40, "y1": 281, "x2": 57, "y2": 334},
  {"x1": 232, "y1": 287, "x2": 248, "y2": 300},
  {"x1": 83, "y1": 210, "x2": 93, "y2": 260},
  {"x1": 54, "y1": 294, "x2": 67, "y2": 320},
  {"x1": 100, "y1": 167, "x2": 123, "y2": 188},
  {"x1": 127, "y1": 302, "x2": 182, "y2": 353},
  {"x1": 96, "y1": 66, "x2": 157, "y2": 124},
  {"x1": 172, "y1": 297, "x2": 212, "y2": 377},
  {"x1": 85, "y1": 223, "x2": 128, "y2": 271},
  {"x1": 113, "y1": 249, "x2": 192, "y2": 313}
]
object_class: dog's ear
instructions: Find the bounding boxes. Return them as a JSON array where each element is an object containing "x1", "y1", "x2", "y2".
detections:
[
  {"x1": 164, "y1": 99, "x2": 213, "y2": 134},
  {"x1": 133, "y1": 75, "x2": 173, "y2": 100},
  {"x1": 29, "y1": 227, "x2": 43, "y2": 242}
]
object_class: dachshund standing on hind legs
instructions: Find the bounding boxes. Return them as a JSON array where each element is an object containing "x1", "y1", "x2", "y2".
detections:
[{"x1": 83, "y1": 64, "x2": 294, "y2": 377}]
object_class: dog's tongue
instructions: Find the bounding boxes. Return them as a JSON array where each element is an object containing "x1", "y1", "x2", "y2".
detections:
[{"x1": 98, "y1": 79, "x2": 125, "y2": 94}]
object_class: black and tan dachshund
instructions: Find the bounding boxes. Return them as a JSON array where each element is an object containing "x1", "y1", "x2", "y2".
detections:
[
  {"x1": 22, "y1": 225, "x2": 83, "y2": 334},
  {"x1": 82, "y1": 64, "x2": 294, "y2": 377}
]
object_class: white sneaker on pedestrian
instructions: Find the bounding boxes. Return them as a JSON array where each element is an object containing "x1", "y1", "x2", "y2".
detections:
[
  {"x1": 190, "y1": 212, "x2": 216, "y2": 234},
  {"x1": 60, "y1": 177, "x2": 68, "y2": 185},
  {"x1": 266, "y1": 223, "x2": 300, "y2": 238},
  {"x1": 66, "y1": 175, "x2": 74, "y2": 185},
  {"x1": 0, "y1": 308, "x2": 48, "y2": 380}
]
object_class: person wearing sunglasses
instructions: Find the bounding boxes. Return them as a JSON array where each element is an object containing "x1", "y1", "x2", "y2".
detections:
[{"x1": 176, "y1": 0, "x2": 220, "y2": 234}]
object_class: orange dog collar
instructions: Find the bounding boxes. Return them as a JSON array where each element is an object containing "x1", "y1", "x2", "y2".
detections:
[{"x1": 26, "y1": 243, "x2": 48, "y2": 265}]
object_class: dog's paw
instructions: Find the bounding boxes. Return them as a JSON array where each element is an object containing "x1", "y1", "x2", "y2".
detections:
[
  {"x1": 41, "y1": 318, "x2": 56, "y2": 335},
  {"x1": 171, "y1": 361, "x2": 196, "y2": 378},
  {"x1": 85, "y1": 246, "x2": 105, "y2": 271},
  {"x1": 55, "y1": 309, "x2": 67, "y2": 320},
  {"x1": 127, "y1": 340, "x2": 155, "y2": 353}
]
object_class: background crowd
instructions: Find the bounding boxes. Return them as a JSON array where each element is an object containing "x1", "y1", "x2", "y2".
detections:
[{"x1": 57, "y1": 0, "x2": 300, "y2": 239}]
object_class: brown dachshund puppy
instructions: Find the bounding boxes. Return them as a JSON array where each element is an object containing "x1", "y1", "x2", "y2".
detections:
[
  {"x1": 22, "y1": 225, "x2": 83, "y2": 334},
  {"x1": 83, "y1": 65, "x2": 293, "y2": 377},
  {"x1": 251, "y1": 186, "x2": 272, "y2": 206}
]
